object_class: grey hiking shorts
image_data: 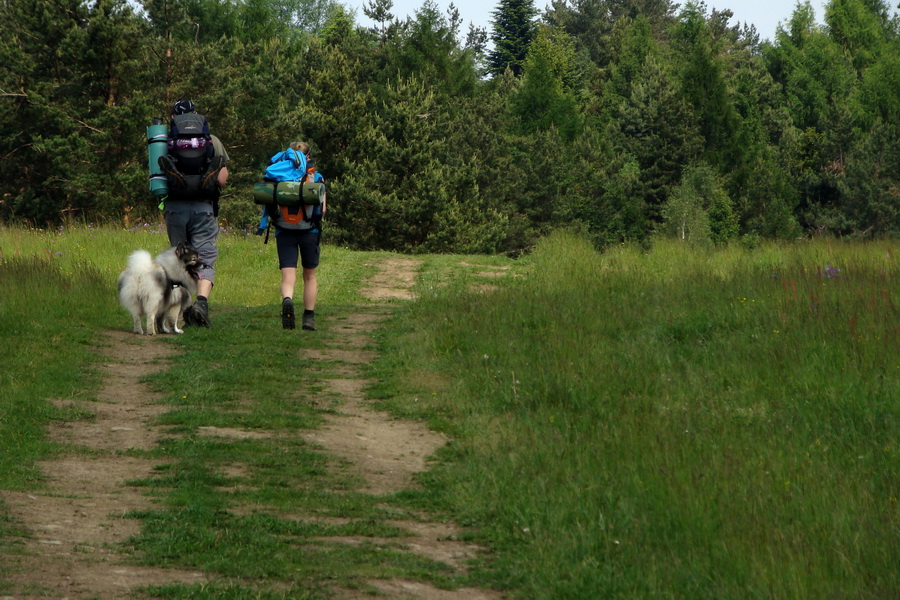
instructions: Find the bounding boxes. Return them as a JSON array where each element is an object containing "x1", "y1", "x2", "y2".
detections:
[{"x1": 164, "y1": 200, "x2": 219, "y2": 284}]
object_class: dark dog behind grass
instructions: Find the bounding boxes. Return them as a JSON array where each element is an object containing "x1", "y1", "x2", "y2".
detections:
[{"x1": 117, "y1": 242, "x2": 200, "y2": 335}]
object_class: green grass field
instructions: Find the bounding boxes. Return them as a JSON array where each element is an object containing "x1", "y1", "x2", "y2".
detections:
[{"x1": 0, "y1": 224, "x2": 897, "y2": 598}]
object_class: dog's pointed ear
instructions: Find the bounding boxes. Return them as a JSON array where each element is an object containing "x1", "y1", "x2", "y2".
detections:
[{"x1": 175, "y1": 241, "x2": 185, "y2": 256}]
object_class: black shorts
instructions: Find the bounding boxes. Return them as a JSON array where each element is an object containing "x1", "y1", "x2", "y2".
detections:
[{"x1": 275, "y1": 228, "x2": 320, "y2": 270}]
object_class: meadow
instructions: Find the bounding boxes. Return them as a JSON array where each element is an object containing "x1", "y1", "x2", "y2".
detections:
[{"x1": 0, "y1": 223, "x2": 896, "y2": 598}]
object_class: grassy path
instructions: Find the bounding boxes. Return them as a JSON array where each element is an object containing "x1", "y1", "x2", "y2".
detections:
[
  {"x1": 3, "y1": 228, "x2": 897, "y2": 598},
  {"x1": 1, "y1": 254, "x2": 503, "y2": 599},
  {"x1": 2, "y1": 331, "x2": 207, "y2": 596}
]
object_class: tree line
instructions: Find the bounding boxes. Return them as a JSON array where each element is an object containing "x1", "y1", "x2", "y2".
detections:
[{"x1": 1, "y1": 0, "x2": 897, "y2": 253}]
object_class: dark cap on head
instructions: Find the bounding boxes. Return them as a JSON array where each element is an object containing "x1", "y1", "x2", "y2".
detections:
[{"x1": 173, "y1": 100, "x2": 196, "y2": 115}]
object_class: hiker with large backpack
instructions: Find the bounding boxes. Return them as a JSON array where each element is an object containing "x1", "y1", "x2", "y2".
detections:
[
  {"x1": 158, "y1": 100, "x2": 229, "y2": 328},
  {"x1": 254, "y1": 141, "x2": 326, "y2": 331}
]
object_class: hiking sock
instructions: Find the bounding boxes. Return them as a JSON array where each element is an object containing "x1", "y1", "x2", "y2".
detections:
[
  {"x1": 282, "y1": 297, "x2": 295, "y2": 330},
  {"x1": 302, "y1": 309, "x2": 316, "y2": 331}
]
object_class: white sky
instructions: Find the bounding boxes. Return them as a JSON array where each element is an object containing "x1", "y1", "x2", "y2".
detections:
[{"x1": 344, "y1": 0, "x2": 834, "y2": 41}]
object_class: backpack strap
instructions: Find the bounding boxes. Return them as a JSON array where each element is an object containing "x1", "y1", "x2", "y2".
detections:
[
  {"x1": 255, "y1": 205, "x2": 273, "y2": 244},
  {"x1": 286, "y1": 148, "x2": 303, "y2": 169}
]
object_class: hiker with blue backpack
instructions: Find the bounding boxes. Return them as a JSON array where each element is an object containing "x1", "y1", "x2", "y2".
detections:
[
  {"x1": 157, "y1": 99, "x2": 229, "y2": 328},
  {"x1": 255, "y1": 141, "x2": 326, "y2": 331}
]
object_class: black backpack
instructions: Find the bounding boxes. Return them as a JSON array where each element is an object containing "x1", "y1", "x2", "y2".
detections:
[
  {"x1": 158, "y1": 112, "x2": 223, "y2": 204},
  {"x1": 168, "y1": 112, "x2": 213, "y2": 175}
]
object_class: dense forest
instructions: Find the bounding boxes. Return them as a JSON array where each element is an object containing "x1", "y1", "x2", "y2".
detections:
[{"x1": 0, "y1": 0, "x2": 897, "y2": 253}]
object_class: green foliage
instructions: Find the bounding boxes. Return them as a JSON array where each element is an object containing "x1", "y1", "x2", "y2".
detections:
[
  {"x1": 761, "y1": 0, "x2": 899, "y2": 237},
  {"x1": 837, "y1": 121, "x2": 900, "y2": 236},
  {"x1": 321, "y1": 76, "x2": 512, "y2": 253},
  {"x1": 510, "y1": 26, "x2": 583, "y2": 140},
  {"x1": 825, "y1": 0, "x2": 893, "y2": 72},
  {"x1": 487, "y1": 0, "x2": 537, "y2": 77},
  {"x1": 609, "y1": 54, "x2": 702, "y2": 223},
  {"x1": 379, "y1": 0, "x2": 479, "y2": 97},
  {"x1": 545, "y1": 0, "x2": 678, "y2": 68},
  {"x1": 662, "y1": 175, "x2": 712, "y2": 244},
  {"x1": 672, "y1": 2, "x2": 741, "y2": 167},
  {"x1": 662, "y1": 163, "x2": 739, "y2": 244},
  {"x1": 0, "y1": 0, "x2": 897, "y2": 247}
]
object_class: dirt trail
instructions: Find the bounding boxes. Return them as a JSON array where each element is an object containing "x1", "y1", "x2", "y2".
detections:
[
  {"x1": 305, "y1": 259, "x2": 444, "y2": 496},
  {"x1": 301, "y1": 257, "x2": 502, "y2": 599},
  {"x1": 1, "y1": 331, "x2": 208, "y2": 598},
  {"x1": 1, "y1": 256, "x2": 504, "y2": 600}
]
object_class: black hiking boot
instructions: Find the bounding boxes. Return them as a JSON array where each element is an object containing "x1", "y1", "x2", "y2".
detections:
[
  {"x1": 302, "y1": 310, "x2": 316, "y2": 331},
  {"x1": 188, "y1": 297, "x2": 211, "y2": 328},
  {"x1": 282, "y1": 297, "x2": 295, "y2": 330}
]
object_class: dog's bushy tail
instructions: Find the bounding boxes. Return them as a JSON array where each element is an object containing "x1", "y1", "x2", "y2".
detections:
[{"x1": 126, "y1": 249, "x2": 154, "y2": 272}]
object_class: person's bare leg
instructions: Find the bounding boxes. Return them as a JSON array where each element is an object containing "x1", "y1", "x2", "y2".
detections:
[
  {"x1": 302, "y1": 268, "x2": 317, "y2": 330},
  {"x1": 197, "y1": 279, "x2": 213, "y2": 299},
  {"x1": 302, "y1": 268, "x2": 317, "y2": 311},
  {"x1": 281, "y1": 267, "x2": 297, "y2": 300}
]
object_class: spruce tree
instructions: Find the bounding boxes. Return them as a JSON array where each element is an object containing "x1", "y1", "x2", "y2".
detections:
[
  {"x1": 510, "y1": 27, "x2": 583, "y2": 140},
  {"x1": 487, "y1": 0, "x2": 537, "y2": 77},
  {"x1": 611, "y1": 54, "x2": 702, "y2": 223},
  {"x1": 363, "y1": 0, "x2": 395, "y2": 39}
]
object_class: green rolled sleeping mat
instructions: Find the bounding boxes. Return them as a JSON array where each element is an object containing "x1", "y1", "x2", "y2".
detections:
[{"x1": 253, "y1": 181, "x2": 325, "y2": 206}]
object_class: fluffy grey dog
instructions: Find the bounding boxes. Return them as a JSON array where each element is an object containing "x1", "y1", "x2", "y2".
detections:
[{"x1": 118, "y1": 242, "x2": 201, "y2": 335}]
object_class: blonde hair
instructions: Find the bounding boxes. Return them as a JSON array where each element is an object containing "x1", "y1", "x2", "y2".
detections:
[{"x1": 289, "y1": 141, "x2": 310, "y2": 155}]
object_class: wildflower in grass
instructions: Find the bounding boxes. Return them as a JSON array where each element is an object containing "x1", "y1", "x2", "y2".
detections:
[{"x1": 821, "y1": 265, "x2": 842, "y2": 278}]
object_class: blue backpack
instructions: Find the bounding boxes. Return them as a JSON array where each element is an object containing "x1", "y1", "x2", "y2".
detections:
[
  {"x1": 264, "y1": 147, "x2": 307, "y2": 182},
  {"x1": 256, "y1": 147, "x2": 324, "y2": 240}
]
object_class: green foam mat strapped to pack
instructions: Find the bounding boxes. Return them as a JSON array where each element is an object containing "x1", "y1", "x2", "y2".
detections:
[
  {"x1": 253, "y1": 181, "x2": 325, "y2": 206},
  {"x1": 146, "y1": 120, "x2": 169, "y2": 198}
]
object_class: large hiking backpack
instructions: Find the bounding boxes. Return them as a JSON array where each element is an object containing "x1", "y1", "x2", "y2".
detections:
[
  {"x1": 260, "y1": 148, "x2": 324, "y2": 226},
  {"x1": 253, "y1": 147, "x2": 326, "y2": 240},
  {"x1": 168, "y1": 113, "x2": 213, "y2": 175},
  {"x1": 159, "y1": 112, "x2": 223, "y2": 202}
]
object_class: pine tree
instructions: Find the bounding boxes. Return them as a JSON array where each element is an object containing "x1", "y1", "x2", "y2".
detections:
[
  {"x1": 611, "y1": 54, "x2": 702, "y2": 223},
  {"x1": 510, "y1": 26, "x2": 582, "y2": 140},
  {"x1": 672, "y1": 2, "x2": 740, "y2": 168},
  {"x1": 363, "y1": 0, "x2": 395, "y2": 39},
  {"x1": 487, "y1": 0, "x2": 537, "y2": 77},
  {"x1": 380, "y1": 0, "x2": 478, "y2": 97}
]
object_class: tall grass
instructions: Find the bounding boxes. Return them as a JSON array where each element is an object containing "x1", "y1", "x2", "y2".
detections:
[
  {"x1": 377, "y1": 232, "x2": 898, "y2": 598},
  {"x1": 0, "y1": 222, "x2": 372, "y2": 491},
  {"x1": 0, "y1": 223, "x2": 424, "y2": 596},
  {"x1": 0, "y1": 248, "x2": 116, "y2": 488},
  {"x1": 2, "y1": 224, "x2": 896, "y2": 597}
]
